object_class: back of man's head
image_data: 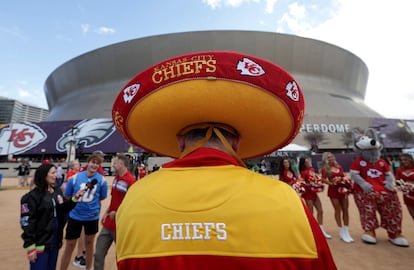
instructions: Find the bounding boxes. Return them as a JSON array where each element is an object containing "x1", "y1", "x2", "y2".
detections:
[
  {"x1": 116, "y1": 154, "x2": 130, "y2": 168},
  {"x1": 183, "y1": 126, "x2": 239, "y2": 145}
]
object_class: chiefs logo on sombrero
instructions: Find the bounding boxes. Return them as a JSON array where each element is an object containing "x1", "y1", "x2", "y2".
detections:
[
  {"x1": 114, "y1": 51, "x2": 303, "y2": 109},
  {"x1": 236, "y1": 57, "x2": 265, "y2": 76},
  {"x1": 112, "y1": 51, "x2": 305, "y2": 159},
  {"x1": 123, "y1": 83, "x2": 140, "y2": 104}
]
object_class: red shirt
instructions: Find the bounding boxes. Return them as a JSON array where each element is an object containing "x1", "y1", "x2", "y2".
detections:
[
  {"x1": 395, "y1": 167, "x2": 414, "y2": 183},
  {"x1": 280, "y1": 169, "x2": 297, "y2": 185},
  {"x1": 350, "y1": 157, "x2": 390, "y2": 192},
  {"x1": 66, "y1": 170, "x2": 78, "y2": 180},
  {"x1": 103, "y1": 170, "x2": 136, "y2": 232},
  {"x1": 138, "y1": 167, "x2": 148, "y2": 179}
]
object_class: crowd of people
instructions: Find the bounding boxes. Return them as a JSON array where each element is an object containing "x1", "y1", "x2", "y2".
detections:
[
  {"x1": 18, "y1": 51, "x2": 414, "y2": 269},
  {"x1": 274, "y1": 151, "x2": 414, "y2": 246},
  {"x1": 18, "y1": 150, "x2": 414, "y2": 269}
]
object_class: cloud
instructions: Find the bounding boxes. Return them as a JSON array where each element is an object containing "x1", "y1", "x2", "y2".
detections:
[
  {"x1": 81, "y1": 24, "x2": 90, "y2": 35},
  {"x1": 14, "y1": 87, "x2": 48, "y2": 109},
  {"x1": 18, "y1": 88, "x2": 32, "y2": 98},
  {"x1": 0, "y1": 26, "x2": 26, "y2": 40},
  {"x1": 94, "y1": 26, "x2": 115, "y2": 35},
  {"x1": 264, "y1": 0, "x2": 278, "y2": 13},
  {"x1": 203, "y1": 0, "x2": 220, "y2": 9},
  {"x1": 202, "y1": 0, "x2": 280, "y2": 14},
  {"x1": 279, "y1": 3, "x2": 308, "y2": 32},
  {"x1": 81, "y1": 24, "x2": 115, "y2": 35},
  {"x1": 203, "y1": 0, "x2": 261, "y2": 10},
  {"x1": 292, "y1": 0, "x2": 414, "y2": 118}
]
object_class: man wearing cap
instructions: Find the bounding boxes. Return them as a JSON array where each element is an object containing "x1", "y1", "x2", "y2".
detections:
[{"x1": 113, "y1": 52, "x2": 337, "y2": 269}]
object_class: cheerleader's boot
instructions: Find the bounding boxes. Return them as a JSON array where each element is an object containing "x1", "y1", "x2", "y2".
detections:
[
  {"x1": 320, "y1": 225, "x2": 332, "y2": 239},
  {"x1": 339, "y1": 227, "x2": 350, "y2": 243},
  {"x1": 340, "y1": 226, "x2": 354, "y2": 243}
]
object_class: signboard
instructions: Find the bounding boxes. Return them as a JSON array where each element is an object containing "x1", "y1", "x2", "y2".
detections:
[{"x1": 0, "y1": 118, "x2": 143, "y2": 156}]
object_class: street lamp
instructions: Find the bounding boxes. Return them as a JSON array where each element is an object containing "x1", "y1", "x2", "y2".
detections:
[
  {"x1": 66, "y1": 125, "x2": 78, "y2": 172},
  {"x1": 41, "y1": 149, "x2": 46, "y2": 161}
]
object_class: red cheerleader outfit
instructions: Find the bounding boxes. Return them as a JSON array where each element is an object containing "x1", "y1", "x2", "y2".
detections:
[
  {"x1": 395, "y1": 166, "x2": 414, "y2": 206},
  {"x1": 281, "y1": 169, "x2": 297, "y2": 186},
  {"x1": 321, "y1": 166, "x2": 348, "y2": 199},
  {"x1": 300, "y1": 168, "x2": 321, "y2": 201}
]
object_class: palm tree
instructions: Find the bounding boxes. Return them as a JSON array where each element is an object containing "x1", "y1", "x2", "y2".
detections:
[
  {"x1": 303, "y1": 132, "x2": 328, "y2": 153},
  {"x1": 341, "y1": 131, "x2": 353, "y2": 152}
]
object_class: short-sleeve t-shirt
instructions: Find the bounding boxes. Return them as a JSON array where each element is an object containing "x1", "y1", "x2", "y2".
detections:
[
  {"x1": 64, "y1": 171, "x2": 108, "y2": 221},
  {"x1": 350, "y1": 157, "x2": 390, "y2": 192}
]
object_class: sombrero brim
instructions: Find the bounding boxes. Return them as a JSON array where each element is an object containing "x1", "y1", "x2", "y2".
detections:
[{"x1": 113, "y1": 51, "x2": 304, "y2": 159}]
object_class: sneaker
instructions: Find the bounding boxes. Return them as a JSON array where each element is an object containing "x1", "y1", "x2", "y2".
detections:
[
  {"x1": 361, "y1": 233, "x2": 377, "y2": 244},
  {"x1": 73, "y1": 256, "x2": 86, "y2": 268},
  {"x1": 389, "y1": 237, "x2": 409, "y2": 247}
]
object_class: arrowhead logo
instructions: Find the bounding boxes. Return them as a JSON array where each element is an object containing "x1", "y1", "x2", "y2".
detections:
[
  {"x1": 0, "y1": 123, "x2": 47, "y2": 155},
  {"x1": 123, "y1": 84, "x2": 140, "y2": 104},
  {"x1": 236, "y1": 58, "x2": 265, "y2": 76}
]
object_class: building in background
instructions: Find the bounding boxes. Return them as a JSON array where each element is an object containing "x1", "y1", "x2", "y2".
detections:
[
  {"x1": 44, "y1": 30, "x2": 378, "y2": 122},
  {"x1": 1, "y1": 31, "x2": 413, "y2": 167},
  {"x1": 42, "y1": 30, "x2": 395, "y2": 152},
  {"x1": 0, "y1": 97, "x2": 49, "y2": 124}
]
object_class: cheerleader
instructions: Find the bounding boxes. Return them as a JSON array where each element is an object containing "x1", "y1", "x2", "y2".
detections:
[
  {"x1": 395, "y1": 153, "x2": 414, "y2": 221},
  {"x1": 299, "y1": 157, "x2": 332, "y2": 239},
  {"x1": 278, "y1": 158, "x2": 298, "y2": 185},
  {"x1": 278, "y1": 158, "x2": 305, "y2": 196},
  {"x1": 321, "y1": 152, "x2": 354, "y2": 243}
]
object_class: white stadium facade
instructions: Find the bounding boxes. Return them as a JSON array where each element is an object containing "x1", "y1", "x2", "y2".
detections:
[{"x1": 43, "y1": 30, "x2": 413, "y2": 156}]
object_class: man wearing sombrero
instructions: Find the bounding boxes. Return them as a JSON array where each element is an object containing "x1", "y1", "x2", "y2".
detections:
[{"x1": 112, "y1": 51, "x2": 337, "y2": 269}]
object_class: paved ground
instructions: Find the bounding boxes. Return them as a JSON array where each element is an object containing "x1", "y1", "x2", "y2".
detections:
[{"x1": 1, "y1": 176, "x2": 413, "y2": 270}]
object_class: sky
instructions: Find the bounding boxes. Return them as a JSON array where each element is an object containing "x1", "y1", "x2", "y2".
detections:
[{"x1": 1, "y1": 0, "x2": 413, "y2": 119}]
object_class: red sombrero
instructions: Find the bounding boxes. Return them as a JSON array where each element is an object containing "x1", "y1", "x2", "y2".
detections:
[{"x1": 112, "y1": 51, "x2": 304, "y2": 160}]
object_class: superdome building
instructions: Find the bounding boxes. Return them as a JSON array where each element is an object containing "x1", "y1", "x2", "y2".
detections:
[{"x1": 44, "y1": 30, "x2": 385, "y2": 151}]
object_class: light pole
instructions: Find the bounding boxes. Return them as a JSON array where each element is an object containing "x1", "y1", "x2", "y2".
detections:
[
  {"x1": 41, "y1": 149, "x2": 46, "y2": 161},
  {"x1": 66, "y1": 125, "x2": 78, "y2": 172}
]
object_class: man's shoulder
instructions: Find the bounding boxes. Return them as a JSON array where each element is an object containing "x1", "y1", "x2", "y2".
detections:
[
  {"x1": 118, "y1": 171, "x2": 136, "y2": 184},
  {"x1": 92, "y1": 172, "x2": 105, "y2": 181},
  {"x1": 74, "y1": 171, "x2": 91, "y2": 181}
]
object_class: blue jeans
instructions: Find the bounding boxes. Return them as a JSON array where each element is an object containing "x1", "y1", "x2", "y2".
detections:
[{"x1": 30, "y1": 248, "x2": 58, "y2": 270}]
